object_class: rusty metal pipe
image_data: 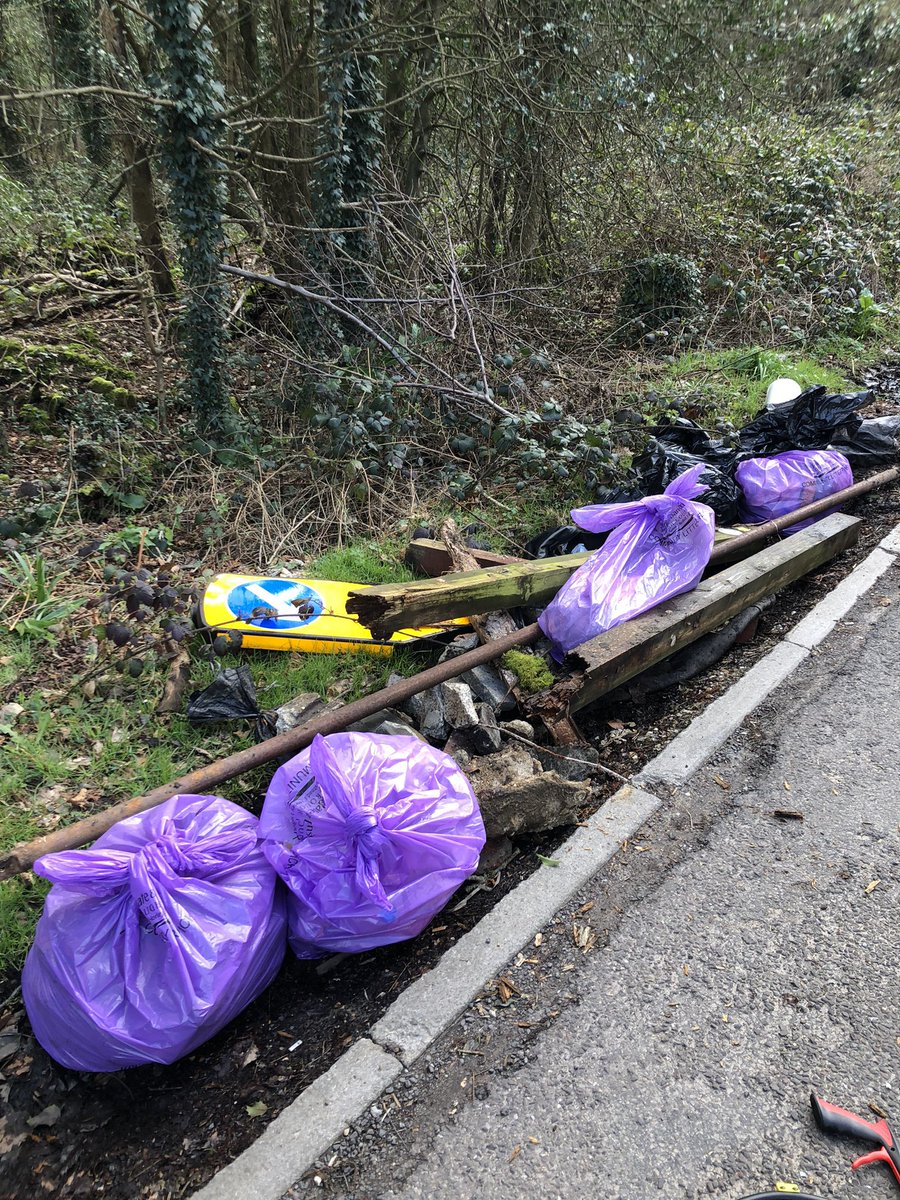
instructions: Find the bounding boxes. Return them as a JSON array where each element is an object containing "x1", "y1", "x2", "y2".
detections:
[
  {"x1": 0, "y1": 623, "x2": 540, "y2": 879},
  {"x1": 2, "y1": 463, "x2": 896, "y2": 879}
]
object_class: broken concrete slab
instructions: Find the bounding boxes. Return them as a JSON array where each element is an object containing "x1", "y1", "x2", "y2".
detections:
[
  {"x1": 446, "y1": 703, "x2": 502, "y2": 758},
  {"x1": 467, "y1": 743, "x2": 590, "y2": 838},
  {"x1": 421, "y1": 702, "x2": 448, "y2": 743}
]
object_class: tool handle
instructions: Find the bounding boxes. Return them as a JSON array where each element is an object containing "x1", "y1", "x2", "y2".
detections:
[
  {"x1": 810, "y1": 1093, "x2": 892, "y2": 1150},
  {"x1": 853, "y1": 1148, "x2": 900, "y2": 1189}
]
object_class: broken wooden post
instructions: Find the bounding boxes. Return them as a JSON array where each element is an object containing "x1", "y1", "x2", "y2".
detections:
[
  {"x1": 406, "y1": 538, "x2": 522, "y2": 576},
  {"x1": 348, "y1": 551, "x2": 596, "y2": 639}
]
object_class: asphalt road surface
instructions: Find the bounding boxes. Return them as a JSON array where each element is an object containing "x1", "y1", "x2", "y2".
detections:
[{"x1": 290, "y1": 565, "x2": 900, "y2": 1200}]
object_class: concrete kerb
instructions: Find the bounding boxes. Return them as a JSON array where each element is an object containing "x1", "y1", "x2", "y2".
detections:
[
  {"x1": 635, "y1": 639, "x2": 810, "y2": 789},
  {"x1": 785, "y1": 546, "x2": 895, "y2": 650},
  {"x1": 638, "y1": 536, "x2": 898, "y2": 789},
  {"x1": 190, "y1": 520, "x2": 900, "y2": 1200},
  {"x1": 191, "y1": 1039, "x2": 402, "y2": 1200}
]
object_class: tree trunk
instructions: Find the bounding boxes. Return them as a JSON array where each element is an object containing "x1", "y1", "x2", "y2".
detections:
[
  {"x1": 123, "y1": 135, "x2": 175, "y2": 298},
  {"x1": 99, "y1": 3, "x2": 174, "y2": 299}
]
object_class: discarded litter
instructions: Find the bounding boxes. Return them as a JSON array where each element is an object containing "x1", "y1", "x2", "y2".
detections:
[
  {"x1": 829, "y1": 414, "x2": 900, "y2": 464},
  {"x1": 538, "y1": 464, "x2": 716, "y2": 660},
  {"x1": 765, "y1": 376, "x2": 803, "y2": 409},
  {"x1": 632, "y1": 418, "x2": 742, "y2": 524},
  {"x1": 737, "y1": 385, "x2": 868, "y2": 457},
  {"x1": 736, "y1": 450, "x2": 853, "y2": 531},
  {"x1": 259, "y1": 732, "x2": 485, "y2": 958},
  {"x1": 187, "y1": 664, "x2": 275, "y2": 740},
  {"x1": 22, "y1": 794, "x2": 286, "y2": 1072}
]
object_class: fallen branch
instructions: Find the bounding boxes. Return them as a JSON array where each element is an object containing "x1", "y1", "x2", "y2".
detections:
[{"x1": 218, "y1": 263, "x2": 416, "y2": 375}]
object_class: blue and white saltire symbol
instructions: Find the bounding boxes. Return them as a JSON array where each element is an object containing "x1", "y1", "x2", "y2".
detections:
[{"x1": 226, "y1": 579, "x2": 325, "y2": 629}]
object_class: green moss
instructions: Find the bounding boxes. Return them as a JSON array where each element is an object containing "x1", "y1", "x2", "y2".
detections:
[
  {"x1": 88, "y1": 375, "x2": 117, "y2": 395},
  {"x1": 502, "y1": 649, "x2": 554, "y2": 693},
  {"x1": 0, "y1": 335, "x2": 133, "y2": 380}
]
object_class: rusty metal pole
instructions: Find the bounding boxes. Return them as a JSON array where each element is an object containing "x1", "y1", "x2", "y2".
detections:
[
  {"x1": 0, "y1": 623, "x2": 540, "y2": 879},
  {"x1": 2, "y1": 464, "x2": 897, "y2": 879}
]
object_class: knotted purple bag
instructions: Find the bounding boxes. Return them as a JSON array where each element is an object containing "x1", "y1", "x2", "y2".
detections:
[
  {"x1": 23, "y1": 795, "x2": 286, "y2": 1072},
  {"x1": 259, "y1": 732, "x2": 485, "y2": 958},
  {"x1": 538, "y1": 464, "x2": 716, "y2": 660}
]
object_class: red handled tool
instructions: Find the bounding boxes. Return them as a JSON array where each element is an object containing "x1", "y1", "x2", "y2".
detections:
[{"x1": 811, "y1": 1092, "x2": 900, "y2": 1190}]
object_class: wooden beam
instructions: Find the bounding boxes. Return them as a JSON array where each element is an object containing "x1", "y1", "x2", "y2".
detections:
[
  {"x1": 406, "y1": 538, "x2": 523, "y2": 576},
  {"x1": 348, "y1": 552, "x2": 594, "y2": 639},
  {"x1": 558, "y1": 512, "x2": 859, "y2": 714}
]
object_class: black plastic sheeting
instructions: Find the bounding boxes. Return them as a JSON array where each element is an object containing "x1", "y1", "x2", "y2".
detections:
[
  {"x1": 524, "y1": 526, "x2": 608, "y2": 559},
  {"x1": 633, "y1": 417, "x2": 742, "y2": 524},
  {"x1": 736, "y1": 385, "x2": 869, "y2": 457},
  {"x1": 186, "y1": 666, "x2": 276, "y2": 741},
  {"x1": 829, "y1": 414, "x2": 900, "y2": 464},
  {"x1": 525, "y1": 386, "x2": 898, "y2": 559}
]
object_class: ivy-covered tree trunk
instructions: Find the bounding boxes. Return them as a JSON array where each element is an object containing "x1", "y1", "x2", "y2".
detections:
[
  {"x1": 145, "y1": 0, "x2": 234, "y2": 441},
  {"x1": 317, "y1": 0, "x2": 383, "y2": 281}
]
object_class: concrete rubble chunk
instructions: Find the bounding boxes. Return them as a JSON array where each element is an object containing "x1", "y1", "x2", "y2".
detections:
[
  {"x1": 408, "y1": 686, "x2": 448, "y2": 742},
  {"x1": 439, "y1": 679, "x2": 479, "y2": 730},
  {"x1": 466, "y1": 742, "x2": 590, "y2": 837},
  {"x1": 273, "y1": 692, "x2": 331, "y2": 735},
  {"x1": 474, "y1": 702, "x2": 502, "y2": 753},
  {"x1": 537, "y1": 743, "x2": 600, "y2": 782},
  {"x1": 437, "y1": 633, "x2": 481, "y2": 662},
  {"x1": 501, "y1": 719, "x2": 535, "y2": 741},
  {"x1": 447, "y1": 702, "x2": 502, "y2": 757},
  {"x1": 348, "y1": 707, "x2": 419, "y2": 739}
]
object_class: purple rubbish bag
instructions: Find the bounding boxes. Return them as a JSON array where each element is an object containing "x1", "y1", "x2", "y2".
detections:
[
  {"x1": 259, "y1": 732, "x2": 485, "y2": 958},
  {"x1": 538, "y1": 464, "x2": 716, "y2": 660},
  {"x1": 736, "y1": 449, "x2": 852, "y2": 532},
  {"x1": 23, "y1": 795, "x2": 286, "y2": 1072}
]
